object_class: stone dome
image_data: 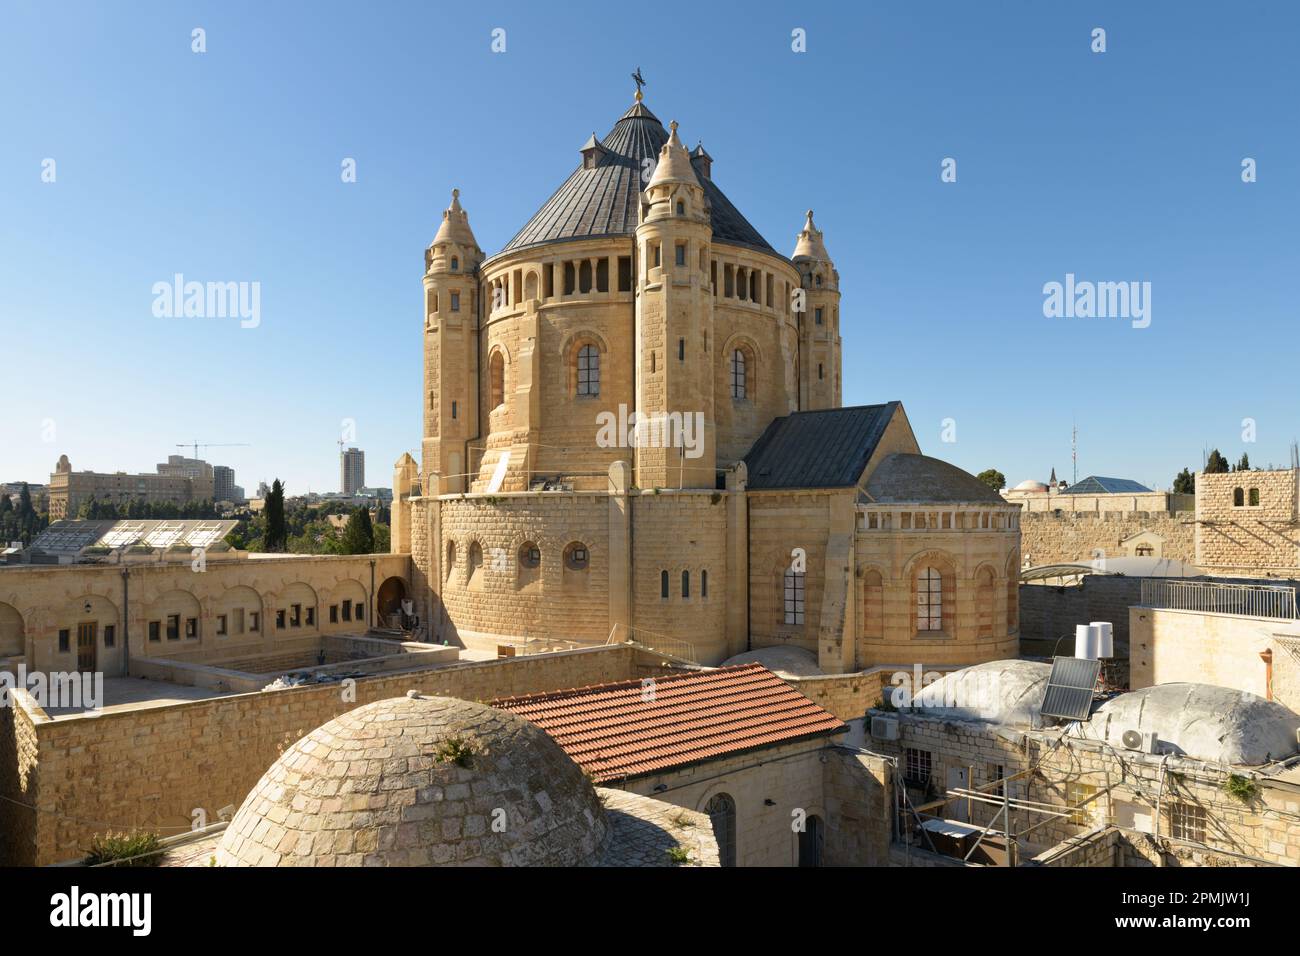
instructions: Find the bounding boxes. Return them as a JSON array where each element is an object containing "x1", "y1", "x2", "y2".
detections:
[
  {"x1": 1087, "y1": 684, "x2": 1300, "y2": 766},
  {"x1": 865, "y1": 453, "x2": 1006, "y2": 504},
  {"x1": 1013, "y1": 479, "x2": 1048, "y2": 492},
  {"x1": 897, "y1": 659, "x2": 1052, "y2": 725},
  {"x1": 216, "y1": 695, "x2": 608, "y2": 867}
]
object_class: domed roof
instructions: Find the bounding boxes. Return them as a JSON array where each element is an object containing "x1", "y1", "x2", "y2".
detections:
[
  {"x1": 720, "y1": 646, "x2": 823, "y2": 677},
  {"x1": 1013, "y1": 479, "x2": 1049, "y2": 492},
  {"x1": 1087, "y1": 684, "x2": 1300, "y2": 766},
  {"x1": 865, "y1": 453, "x2": 1006, "y2": 504},
  {"x1": 895, "y1": 659, "x2": 1052, "y2": 724},
  {"x1": 497, "y1": 98, "x2": 776, "y2": 258},
  {"x1": 216, "y1": 695, "x2": 608, "y2": 866}
]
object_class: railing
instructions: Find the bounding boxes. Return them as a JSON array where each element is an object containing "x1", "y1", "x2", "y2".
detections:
[
  {"x1": 606, "y1": 623, "x2": 698, "y2": 663},
  {"x1": 1140, "y1": 579, "x2": 1297, "y2": 620}
]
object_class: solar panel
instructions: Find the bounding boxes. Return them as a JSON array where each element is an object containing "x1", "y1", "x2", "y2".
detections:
[{"x1": 1039, "y1": 656, "x2": 1102, "y2": 721}]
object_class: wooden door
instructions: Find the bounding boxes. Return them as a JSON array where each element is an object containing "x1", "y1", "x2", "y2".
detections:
[{"x1": 76, "y1": 622, "x2": 97, "y2": 672}]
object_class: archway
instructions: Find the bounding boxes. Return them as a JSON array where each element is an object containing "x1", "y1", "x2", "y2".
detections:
[
  {"x1": 377, "y1": 576, "x2": 407, "y2": 626},
  {"x1": 0, "y1": 602, "x2": 25, "y2": 659}
]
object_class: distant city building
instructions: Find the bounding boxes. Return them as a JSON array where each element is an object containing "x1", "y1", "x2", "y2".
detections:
[
  {"x1": 213, "y1": 465, "x2": 236, "y2": 503},
  {"x1": 340, "y1": 447, "x2": 365, "y2": 495},
  {"x1": 256, "y1": 481, "x2": 270, "y2": 499},
  {"x1": 157, "y1": 455, "x2": 214, "y2": 482},
  {"x1": 47, "y1": 454, "x2": 216, "y2": 520},
  {"x1": 1, "y1": 482, "x2": 47, "y2": 501}
]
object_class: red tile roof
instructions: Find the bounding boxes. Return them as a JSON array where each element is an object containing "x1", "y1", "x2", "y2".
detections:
[{"x1": 492, "y1": 664, "x2": 846, "y2": 783}]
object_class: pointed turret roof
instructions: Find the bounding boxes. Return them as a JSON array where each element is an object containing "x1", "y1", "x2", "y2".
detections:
[
  {"x1": 496, "y1": 96, "x2": 775, "y2": 258},
  {"x1": 792, "y1": 209, "x2": 831, "y2": 261},
  {"x1": 433, "y1": 188, "x2": 478, "y2": 248},
  {"x1": 647, "y1": 120, "x2": 696, "y2": 188}
]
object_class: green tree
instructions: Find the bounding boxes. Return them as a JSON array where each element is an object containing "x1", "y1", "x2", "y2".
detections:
[
  {"x1": 1205, "y1": 449, "x2": 1230, "y2": 474},
  {"x1": 1172, "y1": 468, "x2": 1195, "y2": 495},
  {"x1": 340, "y1": 506, "x2": 375, "y2": 554},
  {"x1": 975, "y1": 469, "x2": 1006, "y2": 491},
  {"x1": 264, "y1": 480, "x2": 288, "y2": 552},
  {"x1": 1235, "y1": 452, "x2": 1251, "y2": 472}
]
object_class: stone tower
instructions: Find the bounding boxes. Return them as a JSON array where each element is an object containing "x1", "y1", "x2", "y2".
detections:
[
  {"x1": 634, "y1": 120, "x2": 717, "y2": 489},
  {"x1": 791, "y1": 210, "x2": 842, "y2": 410},
  {"x1": 422, "y1": 189, "x2": 484, "y2": 494}
]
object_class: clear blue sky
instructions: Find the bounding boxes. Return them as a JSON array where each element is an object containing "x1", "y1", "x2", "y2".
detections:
[{"x1": 2, "y1": 0, "x2": 1296, "y2": 495}]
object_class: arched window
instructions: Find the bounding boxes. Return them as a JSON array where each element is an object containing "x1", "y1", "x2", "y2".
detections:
[
  {"x1": 660, "y1": 570, "x2": 669, "y2": 599},
  {"x1": 704, "y1": 793, "x2": 737, "y2": 867},
  {"x1": 1233, "y1": 487, "x2": 1244, "y2": 507},
  {"x1": 976, "y1": 567, "x2": 995, "y2": 639},
  {"x1": 701, "y1": 569, "x2": 708, "y2": 599},
  {"x1": 519, "y1": 542, "x2": 540, "y2": 568},
  {"x1": 489, "y1": 351, "x2": 505, "y2": 410},
  {"x1": 783, "y1": 569, "x2": 805, "y2": 625},
  {"x1": 564, "y1": 542, "x2": 589, "y2": 571},
  {"x1": 798, "y1": 814, "x2": 824, "y2": 867},
  {"x1": 681, "y1": 570, "x2": 690, "y2": 598},
  {"x1": 467, "y1": 541, "x2": 484, "y2": 589},
  {"x1": 676, "y1": 200, "x2": 685, "y2": 216},
  {"x1": 450, "y1": 256, "x2": 459, "y2": 272},
  {"x1": 445, "y1": 541, "x2": 456, "y2": 582},
  {"x1": 730, "y1": 348, "x2": 748, "y2": 400},
  {"x1": 1249, "y1": 487, "x2": 1260, "y2": 506},
  {"x1": 917, "y1": 567, "x2": 943, "y2": 632},
  {"x1": 577, "y1": 344, "x2": 600, "y2": 396}
]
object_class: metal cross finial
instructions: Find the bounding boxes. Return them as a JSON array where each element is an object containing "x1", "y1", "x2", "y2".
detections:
[{"x1": 632, "y1": 67, "x2": 646, "y2": 96}]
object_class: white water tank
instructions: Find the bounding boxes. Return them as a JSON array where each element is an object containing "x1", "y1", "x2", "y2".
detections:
[
  {"x1": 1090, "y1": 621, "x2": 1114, "y2": 658},
  {"x1": 1074, "y1": 624, "x2": 1101, "y2": 660}
]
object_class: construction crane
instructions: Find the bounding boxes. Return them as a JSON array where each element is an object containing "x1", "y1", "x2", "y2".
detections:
[{"x1": 176, "y1": 441, "x2": 251, "y2": 460}]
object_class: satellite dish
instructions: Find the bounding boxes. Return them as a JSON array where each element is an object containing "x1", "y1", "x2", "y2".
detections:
[{"x1": 1121, "y1": 729, "x2": 1144, "y2": 750}]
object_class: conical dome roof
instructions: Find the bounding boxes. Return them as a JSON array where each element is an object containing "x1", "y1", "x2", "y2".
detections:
[
  {"x1": 433, "y1": 188, "x2": 478, "y2": 248},
  {"x1": 792, "y1": 209, "x2": 831, "y2": 261},
  {"x1": 498, "y1": 99, "x2": 775, "y2": 257}
]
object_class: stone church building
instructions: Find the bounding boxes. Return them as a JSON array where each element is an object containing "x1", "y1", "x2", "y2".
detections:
[{"x1": 391, "y1": 89, "x2": 1020, "y2": 673}]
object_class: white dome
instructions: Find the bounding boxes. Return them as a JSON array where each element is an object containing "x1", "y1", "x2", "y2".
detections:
[{"x1": 1013, "y1": 479, "x2": 1049, "y2": 492}]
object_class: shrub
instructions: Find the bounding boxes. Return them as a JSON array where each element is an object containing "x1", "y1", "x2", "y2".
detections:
[
  {"x1": 433, "y1": 736, "x2": 476, "y2": 768},
  {"x1": 83, "y1": 831, "x2": 163, "y2": 867}
]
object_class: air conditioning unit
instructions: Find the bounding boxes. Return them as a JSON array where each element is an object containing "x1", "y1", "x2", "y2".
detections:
[
  {"x1": 871, "y1": 716, "x2": 899, "y2": 741},
  {"x1": 1121, "y1": 729, "x2": 1159, "y2": 754}
]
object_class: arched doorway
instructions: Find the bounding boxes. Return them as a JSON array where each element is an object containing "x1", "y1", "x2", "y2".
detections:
[
  {"x1": 798, "y1": 814, "x2": 824, "y2": 867},
  {"x1": 703, "y1": 792, "x2": 737, "y2": 867},
  {"x1": 0, "y1": 602, "x2": 25, "y2": 660},
  {"x1": 377, "y1": 577, "x2": 407, "y2": 627}
]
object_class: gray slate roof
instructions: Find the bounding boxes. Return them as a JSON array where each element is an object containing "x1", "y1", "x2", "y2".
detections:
[
  {"x1": 743, "y1": 404, "x2": 899, "y2": 490},
  {"x1": 498, "y1": 102, "x2": 777, "y2": 257},
  {"x1": 864, "y1": 453, "x2": 1006, "y2": 504}
]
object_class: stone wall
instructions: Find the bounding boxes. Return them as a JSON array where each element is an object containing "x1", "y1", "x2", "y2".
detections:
[
  {"x1": 622, "y1": 737, "x2": 828, "y2": 866},
  {"x1": 1019, "y1": 511, "x2": 1196, "y2": 567},
  {"x1": 1130, "y1": 606, "x2": 1300, "y2": 712},
  {"x1": 1019, "y1": 576, "x2": 1144, "y2": 656},
  {"x1": 0, "y1": 554, "x2": 411, "y2": 676},
  {"x1": 438, "y1": 492, "x2": 611, "y2": 647},
  {"x1": 1196, "y1": 470, "x2": 1300, "y2": 574},
  {"x1": 821, "y1": 748, "x2": 892, "y2": 865},
  {"x1": 0, "y1": 644, "x2": 664, "y2": 866}
]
